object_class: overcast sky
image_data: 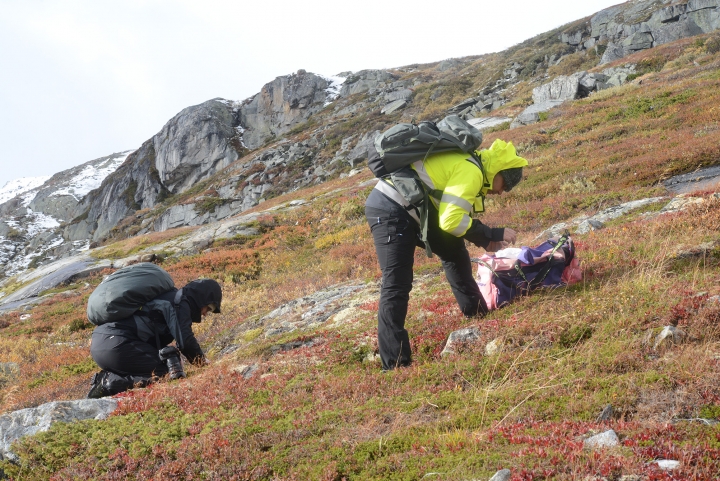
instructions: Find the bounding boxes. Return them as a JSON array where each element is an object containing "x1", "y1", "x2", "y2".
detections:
[{"x1": 0, "y1": 0, "x2": 623, "y2": 188}]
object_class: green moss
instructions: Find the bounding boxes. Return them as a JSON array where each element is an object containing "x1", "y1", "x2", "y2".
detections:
[{"x1": 699, "y1": 404, "x2": 720, "y2": 420}]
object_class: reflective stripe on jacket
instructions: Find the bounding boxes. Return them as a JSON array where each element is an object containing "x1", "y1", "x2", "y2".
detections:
[{"x1": 412, "y1": 152, "x2": 483, "y2": 237}]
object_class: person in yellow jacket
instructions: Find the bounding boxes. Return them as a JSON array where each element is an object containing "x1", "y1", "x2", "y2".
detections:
[{"x1": 365, "y1": 139, "x2": 528, "y2": 371}]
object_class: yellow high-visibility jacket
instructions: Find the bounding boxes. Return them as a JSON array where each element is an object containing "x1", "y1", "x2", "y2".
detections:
[{"x1": 412, "y1": 139, "x2": 529, "y2": 237}]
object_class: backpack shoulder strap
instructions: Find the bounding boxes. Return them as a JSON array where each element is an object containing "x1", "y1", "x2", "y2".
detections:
[{"x1": 173, "y1": 288, "x2": 183, "y2": 308}]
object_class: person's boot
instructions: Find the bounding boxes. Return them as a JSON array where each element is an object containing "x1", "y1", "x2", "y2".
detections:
[{"x1": 86, "y1": 371, "x2": 110, "y2": 399}]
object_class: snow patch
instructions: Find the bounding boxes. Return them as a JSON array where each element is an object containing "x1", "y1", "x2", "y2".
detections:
[
  {"x1": 323, "y1": 74, "x2": 347, "y2": 106},
  {"x1": 234, "y1": 125, "x2": 247, "y2": 148},
  {"x1": 25, "y1": 210, "x2": 61, "y2": 237},
  {"x1": 0, "y1": 176, "x2": 50, "y2": 205},
  {"x1": 51, "y1": 151, "x2": 133, "y2": 201}
]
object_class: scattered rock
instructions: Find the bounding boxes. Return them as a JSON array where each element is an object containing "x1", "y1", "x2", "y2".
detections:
[
  {"x1": 654, "y1": 325, "x2": 686, "y2": 350},
  {"x1": 467, "y1": 117, "x2": 513, "y2": 132},
  {"x1": 657, "y1": 195, "x2": 706, "y2": 214},
  {"x1": 584, "y1": 429, "x2": 620, "y2": 449},
  {"x1": 485, "y1": 338, "x2": 503, "y2": 356},
  {"x1": 0, "y1": 399, "x2": 118, "y2": 461},
  {"x1": 441, "y1": 327, "x2": 481, "y2": 357},
  {"x1": 656, "y1": 459, "x2": 680, "y2": 470},
  {"x1": 596, "y1": 404, "x2": 614, "y2": 422},
  {"x1": 539, "y1": 197, "x2": 666, "y2": 239},
  {"x1": 381, "y1": 99, "x2": 408, "y2": 115},
  {"x1": 489, "y1": 469, "x2": 511, "y2": 481},
  {"x1": 232, "y1": 364, "x2": 259, "y2": 379},
  {"x1": 673, "y1": 240, "x2": 720, "y2": 259},
  {"x1": 663, "y1": 165, "x2": 720, "y2": 194},
  {"x1": 258, "y1": 283, "x2": 367, "y2": 338},
  {"x1": 575, "y1": 219, "x2": 605, "y2": 234}
]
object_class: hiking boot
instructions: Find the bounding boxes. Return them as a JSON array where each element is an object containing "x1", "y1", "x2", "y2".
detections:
[{"x1": 86, "y1": 371, "x2": 110, "y2": 399}]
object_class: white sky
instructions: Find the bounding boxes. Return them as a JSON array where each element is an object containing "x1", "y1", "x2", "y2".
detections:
[{"x1": 0, "y1": 0, "x2": 623, "y2": 189}]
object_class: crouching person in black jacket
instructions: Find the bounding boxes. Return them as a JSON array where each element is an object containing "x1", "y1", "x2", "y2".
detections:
[{"x1": 87, "y1": 279, "x2": 222, "y2": 398}]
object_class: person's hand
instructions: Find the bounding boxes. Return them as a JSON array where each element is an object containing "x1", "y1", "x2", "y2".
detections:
[
  {"x1": 503, "y1": 228, "x2": 517, "y2": 244},
  {"x1": 486, "y1": 241, "x2": 508, "y2": 252}
]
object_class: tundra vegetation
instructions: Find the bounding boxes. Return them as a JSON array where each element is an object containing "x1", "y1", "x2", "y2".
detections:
[{"x1": 1, "y1": 31, "x2": 720, "y2": 481}]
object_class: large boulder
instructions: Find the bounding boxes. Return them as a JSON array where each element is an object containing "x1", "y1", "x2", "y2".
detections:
[
  {"x1": 339, "y1": 70, "x2": 398, "y2": 98},
  {"x1": 532, "y1": 71, "x2": 590, "y2": 104},
  {"x1": 0, "y1": 399, "x2": 118, "y2": 462}
]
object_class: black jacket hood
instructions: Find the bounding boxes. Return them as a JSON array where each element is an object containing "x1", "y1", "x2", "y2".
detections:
[{"x1": 182, "y1": 279, "x2": 222, "y2": 323}]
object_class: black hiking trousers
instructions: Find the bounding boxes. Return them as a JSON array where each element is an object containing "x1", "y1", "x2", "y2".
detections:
[
  {"x1": 91, "y1": 331, "x2": 169, "y2": 379},
  {"x1": 365, "y1": 191, "x2": 488, "y2": 371}
]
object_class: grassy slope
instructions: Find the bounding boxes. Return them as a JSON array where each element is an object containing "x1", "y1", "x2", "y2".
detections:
[{"x1": 1, "y1": 34, "x2": 720, "y2": 481}]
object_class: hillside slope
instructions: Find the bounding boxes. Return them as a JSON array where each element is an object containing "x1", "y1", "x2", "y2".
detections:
[{"x1": 1, "y1": 1, "x2": 720, "y2": 479}]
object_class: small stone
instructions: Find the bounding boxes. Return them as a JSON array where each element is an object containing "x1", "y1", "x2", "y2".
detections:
[
  {"x1": 489, "y1": 468, "x2": 511, "y2": 481},
  {"x1": 485, "y1": 338, "x2": 503, "y2": 356},
  {"x1": 584, "y1": 429, "x2": 620, "y2": 449},
  {"x1": 596, "y1": 404, "x2": 614, "y2": 422},
  {"x1": 619, "y1": 476, "x2": 641, "y2": 481},
  {"x1": 654, "y1": 325, "x2": 686, "y2": 350},
  {"x1": 232, "y1": 364, "x2": 258, "y2": 379},
  {"x1": 441, "y1": 327, "x2": 481, "y2": 357},
  {"x1": 656, "y1": 460, "x2": 680, "y2": 470}
]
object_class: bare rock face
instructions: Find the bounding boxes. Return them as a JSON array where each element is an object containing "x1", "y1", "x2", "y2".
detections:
[
  {"x1": 154, "y1": 99, "x2": 240, "y2": 193},
  {"x1": 80, "y1": 99, "x2": 241, "y2": 241},
  {"x1": 239, "y1": 71, "x2": 333, "y2": 149},
  {"x1": 339, "y1": 69, "x2": 398, "y2": 98},
  {"x1": 0, "y1": 399, "x2": 118, "y2": 462},
  {"x1": 559, "y1": 0, "x2": 720, "y2": 64}
]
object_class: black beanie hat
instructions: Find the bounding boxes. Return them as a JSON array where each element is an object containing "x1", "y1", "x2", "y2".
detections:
[{"x1": 499, "y1": 167, "x2": 524, "y2": 191}]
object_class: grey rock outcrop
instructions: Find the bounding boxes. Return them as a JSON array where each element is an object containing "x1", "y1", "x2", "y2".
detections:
[
  {"x1": 512, "y1": 71, "x2": 607, "y2": 128},
  {"x1": 468, "y1": 116, "x2": 513, "y2": 132},
  {"x1": 154, "y1": 99, "x2": 240, "y2": 193},
  {"x1": 381, "y1": 99, "x2": 408, "y2": 114},
  {"x1": 539, "y1": 196, "x2": 667, "y2": 238},
  {"x1": 80, "y1": 99, "x2": 241, "y2": 241},
  {"x1": 339, "y1": 70, "x2": 398, "y2": 98},
  {"x1": 240, "y1": 71, "x2": 334, "y2": 149},
  {"x1": 559, "y1": 0, "x2": 720, "y2": 64},
  {"x1": 654, "y1": 325, "x2": 686, "y2": 349},
  {"x1": 0, "y1": 152, "x2": 133, "y2": 278},
  {"x1": 0, "y1": 399, "x2": 118, "y2": 461}
]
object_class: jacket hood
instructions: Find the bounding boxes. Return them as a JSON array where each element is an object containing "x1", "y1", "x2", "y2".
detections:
[
  {"x1": 182, "y1": 279, "x2": 223, "y2": 323},
  {"x1": 478, "y1": 139, "x2": 529, "y2": 195}
]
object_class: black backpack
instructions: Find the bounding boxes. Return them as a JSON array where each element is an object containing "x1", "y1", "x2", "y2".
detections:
[
  {"x1": 367, "y1": 115, "x2": 484, "y2": 177},
  {"x1": 87, "y1": 263, "x2": 186, "y2": 349},
  {"x1": 367, "y1": 115, "x2": 487, "y2": 257}
]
